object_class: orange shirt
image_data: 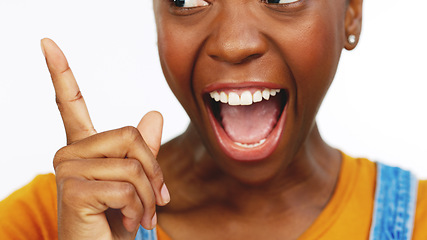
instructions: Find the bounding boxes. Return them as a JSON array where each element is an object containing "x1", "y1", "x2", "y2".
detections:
[{"x1": 1, "y1": 153, "x2": 427, "y2": 239}]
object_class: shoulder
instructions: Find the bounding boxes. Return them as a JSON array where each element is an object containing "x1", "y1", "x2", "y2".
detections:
[
  {"x1": 0, "y1": 173, "x2": 58, "y2": 239},
  {"x1": 340, "y1": 152, "x2": 376, "y2": 188},
  {"x1": 413, "y1": 179, "x2": 427, "y2": 239},
  {"x1": 0, "y1": 173, "x2": 57, "y2": 208}
]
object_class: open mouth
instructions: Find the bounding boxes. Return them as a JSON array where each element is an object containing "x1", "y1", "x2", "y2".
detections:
[{"x1": 204, "y1": 86, "x2": 289, "y2": 161}]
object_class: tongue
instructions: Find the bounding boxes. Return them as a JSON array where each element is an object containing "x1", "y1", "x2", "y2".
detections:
[{"x1": 220, "y1": 96, "x2": 282, "y2": 144}]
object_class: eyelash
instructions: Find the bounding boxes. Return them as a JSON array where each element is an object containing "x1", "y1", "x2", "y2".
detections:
[
  {"x1": 170, "y1": 0, "x2": 301, "y2": 8},
  {"x1": 263, "y1": 0, "x2": 300, "y2": 4},
  {"x1": 171, "y1": 0, "x2": 209, "y2": 8}
]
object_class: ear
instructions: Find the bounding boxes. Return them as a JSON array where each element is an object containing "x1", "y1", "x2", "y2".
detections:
[{"x1": 344, "y1": 0, "x2": 363, "y2": 50}]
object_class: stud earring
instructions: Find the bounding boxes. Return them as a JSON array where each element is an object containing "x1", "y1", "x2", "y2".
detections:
[{"x1": 348, "y1": 34, "x2": 357, "y2": 45}]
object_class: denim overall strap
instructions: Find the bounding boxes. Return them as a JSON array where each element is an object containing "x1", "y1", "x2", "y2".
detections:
[
  {"x1": 369, "y1": 162, "x2": 418, "y2": 240},
  {"x1": 135, "y1": 226, "x2": 157, "y2": 240}
]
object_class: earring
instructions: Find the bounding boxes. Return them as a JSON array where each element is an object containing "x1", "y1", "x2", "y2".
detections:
[{"x1": 348, "y1": 34, "x2": 357, "y2": 45}]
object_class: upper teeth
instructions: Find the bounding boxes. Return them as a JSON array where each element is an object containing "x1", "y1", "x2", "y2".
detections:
[{"x1": 209, "y1": 88, "x2": 281, "y2": 106}]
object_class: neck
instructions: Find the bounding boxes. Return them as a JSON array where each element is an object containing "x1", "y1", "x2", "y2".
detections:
[{"x1": 171, "y1": 122, "x2": 341, "y2": 216}]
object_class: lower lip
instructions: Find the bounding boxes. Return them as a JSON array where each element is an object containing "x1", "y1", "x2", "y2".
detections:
[{"x1": 206, "y1": 102, "x2": 288, "y2": 162}]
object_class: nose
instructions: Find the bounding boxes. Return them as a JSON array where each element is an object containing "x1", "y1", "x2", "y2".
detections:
[{"x1": 205, "y1": 8, "x2": 269, "y2": 65}]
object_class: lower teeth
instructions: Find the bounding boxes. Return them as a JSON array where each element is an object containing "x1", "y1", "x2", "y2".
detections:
[{"x1": 234, "y1": 139, "x2": 266, "y2": 148}]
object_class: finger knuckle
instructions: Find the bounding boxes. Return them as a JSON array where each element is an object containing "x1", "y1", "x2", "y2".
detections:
[
  {"x1": 53, "y1": 146, "x2": 70, "y2": 169},
  {"x1": 124, "y1": 159, "x2": 144, "y2": 177},
  {"x1": 120, "y1": 126, "x2": 141, "y2": 144},
  {"x1": 118, "y1": 182, "x2": 136, "y2": 199},
  {"x1": 54, "y1": 161, "x2": 70, "y2": 177},
  {"x1": 55, "y1": 90, "x2": 83, "y2": 108},
  {"x1": 60, "y1": 178, "x2": 85, "y2": 204}
]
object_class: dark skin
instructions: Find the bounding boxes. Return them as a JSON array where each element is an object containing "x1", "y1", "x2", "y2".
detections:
[
  {"x1": 157, "y1": 125, "x2": 341, "y2": 239},
  {"x1": 155, "y1": 0, "x2": 361, "y2": 238},
  {"x1": 42, "y1": 0, "x2": 363, "y2": 239}
]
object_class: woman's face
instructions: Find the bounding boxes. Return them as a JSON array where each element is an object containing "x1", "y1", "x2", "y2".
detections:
[{"x1": 153, "y1": 0, "x2": 361, "y2": 183}]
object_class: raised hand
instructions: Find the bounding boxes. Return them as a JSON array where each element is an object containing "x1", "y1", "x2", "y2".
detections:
[{"x1": 41, "y1": 38, "x2": 170, "y2": 240}]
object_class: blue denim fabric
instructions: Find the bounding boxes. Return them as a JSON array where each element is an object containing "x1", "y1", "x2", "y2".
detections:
[
  {"x1": 369, "y1": 163, "x2": 418, "y2": 240},
  {"x1": 135, "y1": 226, "x2": 157, "y2": 240},
  {"x1": 135, "y1": 162, "x2": 418, "y2": 240}
]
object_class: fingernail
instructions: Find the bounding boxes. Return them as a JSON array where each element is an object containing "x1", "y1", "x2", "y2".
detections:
[
  {"x1": 40, "y1": 39, "x2": 46, "y2": 57},
  {"x1": 151, "y1": 213, "x2": 157, "y2": 229},
  {"x1": 161, "y1": 183, "x2": 170, "y2": 204}
]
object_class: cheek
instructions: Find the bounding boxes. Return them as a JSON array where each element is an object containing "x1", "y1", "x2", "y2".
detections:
[
  {"x1": 287, "y1": 13, "x2": 343, "y2": 116},
  {"x1": 158, "y1": 28, "x2": 192, "y2": 92},
  {"x1": 157, "y1": 22, "x2": 203, "y2": 111}
]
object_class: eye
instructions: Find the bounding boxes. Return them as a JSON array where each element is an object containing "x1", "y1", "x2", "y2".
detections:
[
  {"x1": 265, "y1": 0, "x2": 300, "y2": 3},
  {"x1": 173, "y1": 0, "x2": 209, "y2": 8}
]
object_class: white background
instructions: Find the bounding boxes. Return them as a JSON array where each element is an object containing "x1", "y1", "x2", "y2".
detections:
[{"x1": 0, "y1": 0, "x2": 426, "y2": 200}]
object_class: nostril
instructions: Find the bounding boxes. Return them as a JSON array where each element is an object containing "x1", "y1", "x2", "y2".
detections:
[
  {"x1": 209, "y1": 52, "x2": 263, "y2": 65},
  {"x1": 240, "y1": 53, "x2": 262, "y2": 64}
]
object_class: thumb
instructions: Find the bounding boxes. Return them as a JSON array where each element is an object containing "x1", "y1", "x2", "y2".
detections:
[{"x1": 137, "y1": 111, "x2": 163, "y2": 158}]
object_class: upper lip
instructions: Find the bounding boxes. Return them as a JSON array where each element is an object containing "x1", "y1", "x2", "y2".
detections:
[{"x1": 202, "y1": 81, "x2": 285, "y2": 95}]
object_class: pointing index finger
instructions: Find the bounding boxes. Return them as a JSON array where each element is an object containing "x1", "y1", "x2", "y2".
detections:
[{"x1": 41, "y1": 38, "x2": 96, "y2": 144}]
